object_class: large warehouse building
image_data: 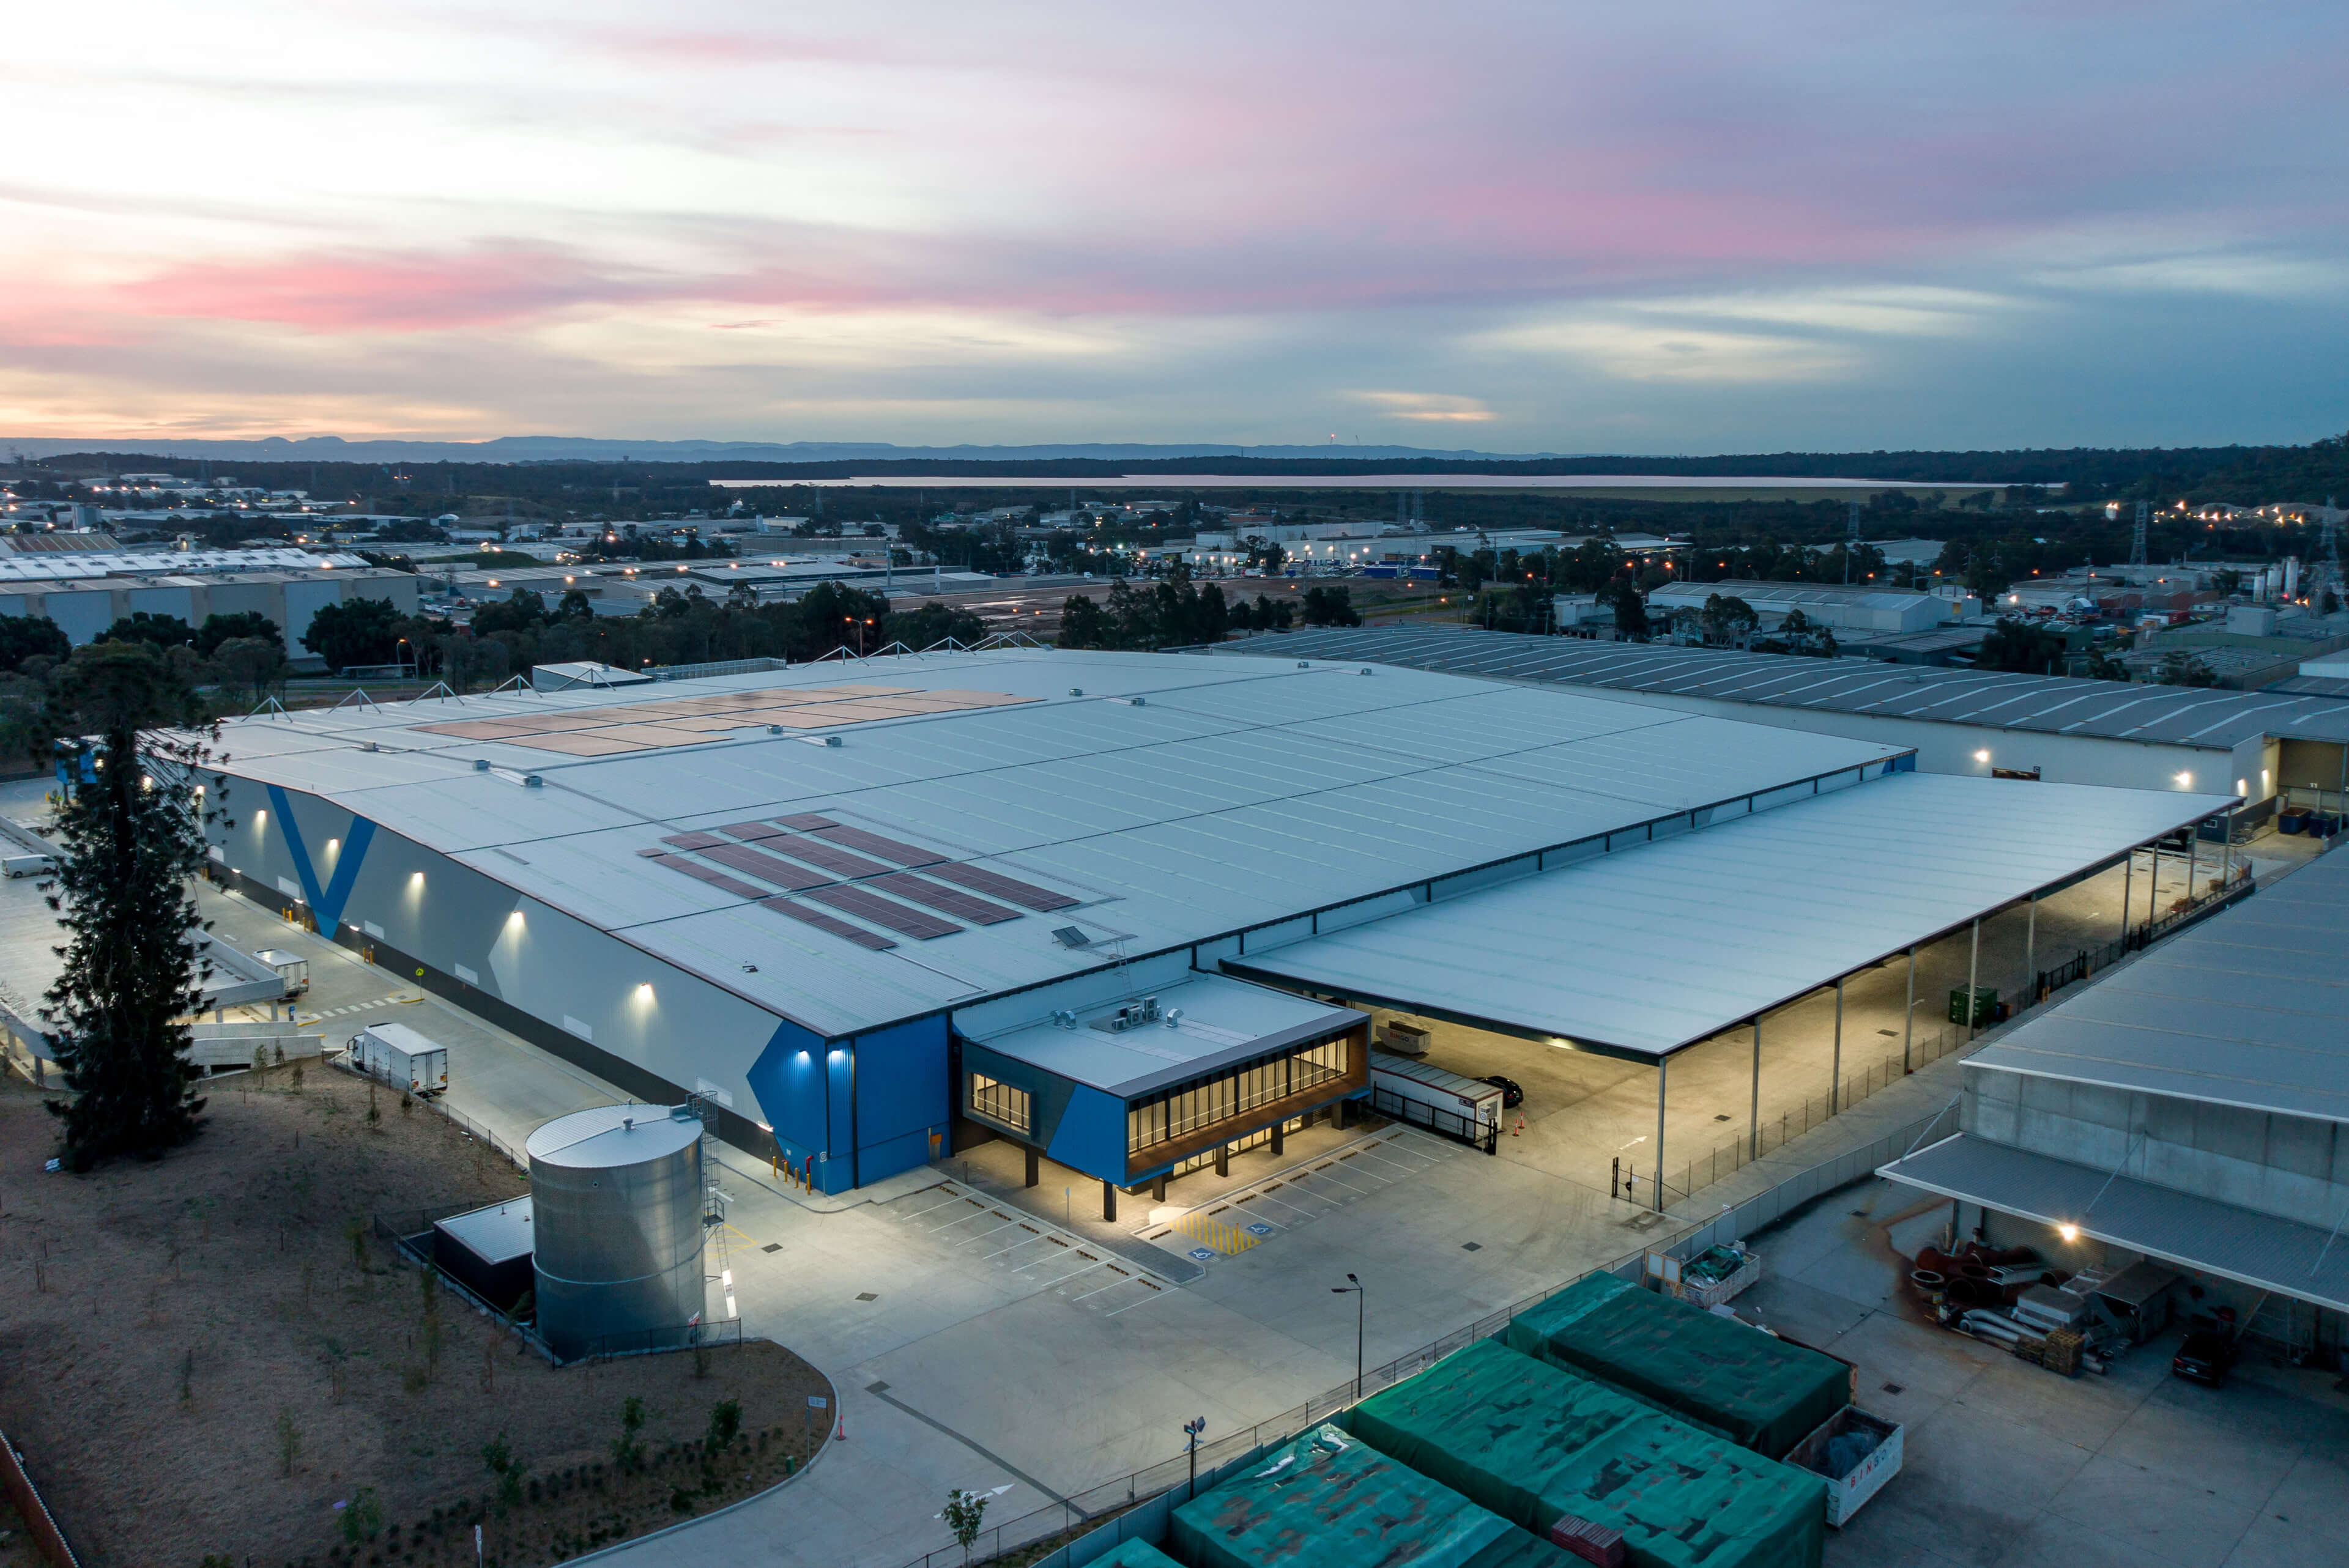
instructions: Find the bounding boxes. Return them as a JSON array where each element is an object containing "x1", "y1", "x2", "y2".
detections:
[
  {"x1": 199, "y1": 647, "x2": 2232, "y2": 1209},
  {"x1": 1235, "y1": 627, "x2": 2349, "y2": 827}
]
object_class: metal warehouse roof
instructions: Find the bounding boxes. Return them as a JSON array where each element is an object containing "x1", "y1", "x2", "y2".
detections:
[
  {"x1": 973, "y1": 973, "x2": 1364, "y2": 1098},
  {"x1": 1207, "y1": 627, "x2": 2349, "y2": 749},
  {"x1": 1966, "y1": 845, "x2": 2349, "y2": 1124},
  {"x1": 211, "y1": 648, "x2": 1904, "y2": 1040},
  {"x1": 1646, "y1": 582, "x2": 1937, "y2": 612},
  {"x1": 1879, "y1": 1133, "x2": 2349, "y2": 1313},
  {"x1": 1226, "y1": 771, "x2": 2231, "y2": 1058}
]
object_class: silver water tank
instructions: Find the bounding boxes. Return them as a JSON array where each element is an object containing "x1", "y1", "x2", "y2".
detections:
[{"x1": 527, "y1": 1103, "x2": 704, "y2": 1359}]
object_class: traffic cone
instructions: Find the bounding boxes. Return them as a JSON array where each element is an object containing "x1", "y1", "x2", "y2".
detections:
[
  {"x1": 1512, "y1": 1115, "x2": 1525, "y2": 1138},
  {"x1": 834, "y1": 1415, "x2": 847, "y2": 1441}
]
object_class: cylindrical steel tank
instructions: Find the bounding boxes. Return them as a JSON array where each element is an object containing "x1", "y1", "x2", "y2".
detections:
[{"x1": 527, "y1": 1103, "x2": 704, "y2": 1359}]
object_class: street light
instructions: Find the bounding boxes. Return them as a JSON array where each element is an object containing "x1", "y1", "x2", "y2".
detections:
[
  {"x1": 1330, "y1": 1273, "x2": 1364, "y2": 1399},
  {"x1": 1183, "y1": 1416, "x2": 1208, "y2": 1500}
]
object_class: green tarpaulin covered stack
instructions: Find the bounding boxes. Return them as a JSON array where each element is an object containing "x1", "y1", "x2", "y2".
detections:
[
  {"x1": 1348, "y1": 1338, "x2": 1827, "y2": 1568},
  {"x1": 1503, "y1": 1274, "x2": 1847, "y2": 1459},
  {"x1": 1093, "y1": 1540, "x2": 1189, "y2": 1568},
  {"x1": 1171, "y1": 1422, "x2": 1534, "y2": 1568}
]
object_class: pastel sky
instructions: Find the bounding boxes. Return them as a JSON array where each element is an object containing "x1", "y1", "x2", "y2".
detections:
[{"x1": 7, "y1": 2, "x2": 2349, "y2": 451}]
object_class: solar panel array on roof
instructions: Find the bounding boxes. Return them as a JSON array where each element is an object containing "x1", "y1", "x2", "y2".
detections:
[
  {"x1": 924, "y1": 860, "x2": 1082, "y2": 912},
  {"x1": 770, "y1": 834, "x2": 894, "y2": 879},
  {"x1": 761, "y1": 897, "x2": 896, "y2": 950},
  {"x1": 810, "y1": 824, "x2": 944, "y2": 867},
  {"x1": 870, "y1": 871, "x2": 1019, "y2": 925},
  {"x1": 699, "y1": 841, "x2": 834, "y2": 891},
  {"x1": 802, "y1": 883, "x2": 960, "y2": 939},
  {"x1": 644, "y1": 854, "x2": 768, "y2": 901}
]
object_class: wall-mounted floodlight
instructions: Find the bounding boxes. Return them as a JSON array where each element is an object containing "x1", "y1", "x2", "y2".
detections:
[{"x1": 1973, "y1": 750, "x2": 1991, "y2": 764}]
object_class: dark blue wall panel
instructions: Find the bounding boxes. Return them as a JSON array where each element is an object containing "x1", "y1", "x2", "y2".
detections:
[
  {"x1": 1044, "y1": 1084, "x2": 1130, "y2": 1185},
  {"x1": 852, "y1": 1016, "x2": 948, "y2": 1180}
]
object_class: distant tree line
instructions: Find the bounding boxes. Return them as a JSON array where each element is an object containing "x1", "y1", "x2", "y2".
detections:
[{"x1": 297, "y1": 581, "x2": 986, "y2": 686}]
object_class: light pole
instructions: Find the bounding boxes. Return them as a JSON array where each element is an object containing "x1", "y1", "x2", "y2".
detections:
[
  {"x1": 1183, "y1": 1416, "x2": 1207, "y2": 1500},
  {"x1": 1330, "y1": 1273, "x2": 1364, "y2": 1399}
]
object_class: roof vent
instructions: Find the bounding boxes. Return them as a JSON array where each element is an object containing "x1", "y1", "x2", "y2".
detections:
[
  {"x1": 1360, "y1": 668, "x2": 1373, "y2": 676},
  {"x1": 1052, "y1": 925, "x2": 1091, "y2": 949},
  {"x1": 622, "y1": 1116, "x2": 635, "y2": 1131},
  {"x1": 798, "y1": 734, "x2": 843, "y2": 748},
  {"x1": 473, "y1": 758, "x2": 491, "y2": 772},
  {"x1": 1163, "y1": 1008, "x2": 1183, "y2": 1029},
  {"x1": 360, "y1": 740, "x2": 380, "y2": 752},
  {"x1": 1069, "y1": 687, "x2": 1083, "y2": 697},
  {"x1": 523, "y1": 774, "x2": 544, "y2": 788},
  {"x1": 1051, "y1": 1008, "x2": 1077, "y2": 1029},
  {"x1": 1297, "y1": 660, "x2": 1310, "y2": 668}
]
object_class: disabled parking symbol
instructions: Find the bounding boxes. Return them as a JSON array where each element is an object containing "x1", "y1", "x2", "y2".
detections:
[
  {"x1": 1244, "y1": 1222, "x2": 1274, "y2": 1238},
  {"x1": 1188, "y1": 1247, "x2": 1216, "y2": 1263}
]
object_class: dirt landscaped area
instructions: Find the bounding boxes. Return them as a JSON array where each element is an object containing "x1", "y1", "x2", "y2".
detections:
[{"x1": 0, "y1": 1063, "x2": 833, "y2": 1568}]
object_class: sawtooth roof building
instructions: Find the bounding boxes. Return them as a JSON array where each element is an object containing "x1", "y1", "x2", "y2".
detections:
[
  {"x1": 1216, "y1": 627, "x2": 2349, "y2": 822},
  {"x1": 199, "y1": 646, "x2": 2231, "y2": 1206}
]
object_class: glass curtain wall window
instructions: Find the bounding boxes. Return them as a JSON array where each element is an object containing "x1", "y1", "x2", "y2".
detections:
[
  {"x1": 1126, "y1": 1036, "x2": 1349, "y2": 1155},
  {"x1": 970, "y1": 1073, "x2": 1031, "y2": 1133}
]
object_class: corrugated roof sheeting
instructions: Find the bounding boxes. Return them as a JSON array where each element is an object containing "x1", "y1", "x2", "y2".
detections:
[
  {"x1": 1231, "y1": 772, "x2": 2232, "y2": 1057},
  {"x1": 1967, "y1": 845, "x2": 2349, "y2": 1123},
  {"x1": 1214, "y1": 627, "x2": 2349, "y2": 747},
  {"x1": 1879, "y1": 1133, "x2": 2349, "y2": 1312},
  {"x1": 209, "y1": 649, "x2": 1908, "y2": 1039}
]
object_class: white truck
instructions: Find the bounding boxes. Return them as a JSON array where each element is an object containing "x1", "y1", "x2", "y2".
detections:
[
  {"x1": 349, "y1": 1021, "x2": 448, "y2": 1096},
  {"x1": 1369, "y1": 1049, "x2": 1504, "y2": 1150},
  {"x1": 250, "y1": 949, "x2": 310, "y2": 996}
]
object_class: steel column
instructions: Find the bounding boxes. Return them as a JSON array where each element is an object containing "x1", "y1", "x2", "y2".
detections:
[
  {"x1": 1652, "y1": 1057, "x2": 1668, "y2": 1212},
  {"x1": 1748, "y1": 1019, "x2": 1762, "y2": 1161},
  {"x1": 1902, "y1": 945, "x2": 1916, "y2": 1073},
  {"x1": 2025, "y1": 895, "x2": 2037, "y2": 1004},
  {"x1": 1830, "y1": 979, "x2": 1844, "y2": 1114},
  {"x1": 1965, "y1": 918, "x2": 1981, "y2": 1039}
]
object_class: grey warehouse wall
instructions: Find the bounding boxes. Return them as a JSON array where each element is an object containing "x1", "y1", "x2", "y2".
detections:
[
  {"x1": 209, "y1": 773, "x2": 785, "y2": 1139},
  {"x1": 1964, "y1": 1062, "x2": 2349, "y2": 1230}
]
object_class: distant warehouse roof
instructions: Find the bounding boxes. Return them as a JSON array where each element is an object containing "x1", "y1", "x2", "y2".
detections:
[{"x1": 1204, "y1": 627, "x2": 2349, "y2": 749}]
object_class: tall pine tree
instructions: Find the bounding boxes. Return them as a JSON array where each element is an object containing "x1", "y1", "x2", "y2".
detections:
[{"x1": 42, "y1": 642, "x2": 220, "y2": 1169}]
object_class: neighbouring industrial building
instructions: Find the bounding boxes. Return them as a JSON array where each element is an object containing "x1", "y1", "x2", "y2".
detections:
[
  {"x1": 195, "y1": 646, "x2": 2233, "y2": 1213},
  {"x1": 1880, "y1": 845, "x2": 2349, "y2": 1359},
  {"x1": 1230, "y1": 627, "x2": 2349, "y2": 826},
  {"x1": 0, "y1": 547, "x2": 417, "y2": 651}
]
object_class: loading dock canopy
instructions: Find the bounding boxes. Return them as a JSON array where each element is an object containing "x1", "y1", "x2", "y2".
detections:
[
  {"x1": 1880, "y1": 1133, "x2": 2349, "y2": 1314},
  {"x1": 1228, "y1": 772, "x2": 2235, "y2": 1059},
  {"x1": 967, "y1": 973, "x2": 1365, "y2": 1098}
]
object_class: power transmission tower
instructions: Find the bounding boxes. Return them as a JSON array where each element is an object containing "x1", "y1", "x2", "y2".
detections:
[{"x1": 2131, "y1": 501, "x2": 2149, "y2": 568}]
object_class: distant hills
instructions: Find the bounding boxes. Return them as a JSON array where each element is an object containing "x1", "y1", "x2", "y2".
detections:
[
  {"x1": 6, "y1": 432, "x2": 2347, "y2": 501},
  {"x1": 1, "y1": 435, "x2": 1568, "y2": 465}
]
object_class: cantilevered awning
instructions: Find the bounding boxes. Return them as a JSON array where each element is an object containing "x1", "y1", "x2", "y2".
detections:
[
  {"x1": 1225, "y1": 771, "x2": 2233, "y2": 1059},
  {"x1": 1879, "y1": 1133, "x2": 2349, "y2": 1314}
]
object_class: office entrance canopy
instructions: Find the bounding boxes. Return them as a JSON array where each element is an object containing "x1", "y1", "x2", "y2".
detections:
[{"x1": 1227, "y1": 772, "x2": 2235, "y2": 1059}]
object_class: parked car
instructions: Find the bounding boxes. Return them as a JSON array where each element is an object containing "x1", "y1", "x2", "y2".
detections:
[
  {"x1": 1481, "y1": 1074, "x2": 1525, "y2": 1109},
  {"x1": 2171, "y1": 1327, "x2": 2238, "y2": 1386}
]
